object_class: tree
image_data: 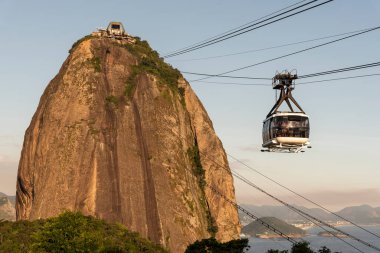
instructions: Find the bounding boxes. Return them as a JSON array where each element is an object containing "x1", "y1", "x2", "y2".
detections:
[
  {"x1": 318, "y1": 246, "x2": 331, "y2": 253},
  {"x1": 268, "y1": 242, "x2": 334, "y2": 253},
  {"x1": 185, "y1": 237, "x2": 249, "y2": 253},
  {"x1": 30, "y1": 211, "x2": 168, "y2": 253},
  {"x1": 291, "y1": 241, "x2": 314, "y2": 253},
  {"x1": 32, "y1": 212, "x2": 102, "y2": 252}
]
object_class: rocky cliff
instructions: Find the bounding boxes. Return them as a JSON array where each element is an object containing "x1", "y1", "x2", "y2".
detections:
[{"x1": 15, "y1": 36, "x2": 240, "y2": 252}]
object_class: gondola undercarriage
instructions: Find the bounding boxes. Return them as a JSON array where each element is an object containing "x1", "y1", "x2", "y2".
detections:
[{"x1": 262, "y1": 138, "x2": 311, "y2": 153}]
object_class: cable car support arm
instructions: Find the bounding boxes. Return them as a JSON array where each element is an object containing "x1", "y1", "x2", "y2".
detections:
[{"x1": 266, "y1": 71, "x2": 305, "y2": 118}]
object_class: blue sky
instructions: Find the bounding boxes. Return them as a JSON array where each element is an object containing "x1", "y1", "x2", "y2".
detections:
[{"x1": 0, "y1": 0, "x2": 379, "y2": 210}]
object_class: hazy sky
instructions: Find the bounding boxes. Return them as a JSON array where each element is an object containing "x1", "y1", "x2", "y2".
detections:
[{"x1": 0, "y1": 0, "x2": 379, "y2": 211}]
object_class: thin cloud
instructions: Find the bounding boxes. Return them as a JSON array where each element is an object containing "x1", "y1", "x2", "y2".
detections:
[
  {"x1": 302, "y1": 189, "x2": 380, "y2": 208},
  {"x1": 228, "y1": 158, "x2": 252, "y2": 169},
  {"x1": 0, "y1": 135, "x2": 21, "y2": 147},
  {"x1": 0, "y1": 154, "x2": 12, "y2": 163},
  {"x1": 0, "y1": 158, "x2": 18, "y2": 195},
  {"x1": 239, "y1": 145, "x2": 262, "y2": 152}
]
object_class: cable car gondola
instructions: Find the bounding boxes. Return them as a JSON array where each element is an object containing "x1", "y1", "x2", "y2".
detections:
[{"x1": 262, "y1": 70, "x2": 311, "y2": 153}]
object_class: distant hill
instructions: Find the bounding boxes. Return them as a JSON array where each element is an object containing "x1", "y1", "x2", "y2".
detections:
[
  {"x1": 240, "y1": 204, "x2": 337, "y2": 223},
  {"x1": 242, "y1": 217, "x2": 305, "y2": 238},
  {"x1": 8, "y1": 196, "x2": 16, "y2": 205},
  {"x1": 240, "y1": 204, "x2": 380, "y2": 225},
  {"x1": 336, "y1": 205, "x2": 380, "y2": 225},
  {"x1": 0, "y1": 192, "x2": 16, "y2": 221}
]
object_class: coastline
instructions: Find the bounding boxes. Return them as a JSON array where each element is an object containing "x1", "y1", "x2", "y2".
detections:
[
  {"x1": 256, "y1": 233, "x2": 304, "y2": 239},
  {"x1": 317, "y1": 231, "x2": 348, "y2": 238}
]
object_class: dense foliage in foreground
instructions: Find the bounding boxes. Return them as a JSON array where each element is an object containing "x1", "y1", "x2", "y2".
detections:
[
  {"x1": 0, "y1": 212, "x2": 338, "y2": 253},
  {"x1": 185, "y1": 237, "x2": 250, "y2": 253},
  {"x1": 0, "y1": 211, "x2": 168, "y2": 253},
  {"x1": 184, "y1": 239, "x2": 337, "y2": 253},
  {"x1": 267, "y1": 241, "x2": 339, "y2": 253}
]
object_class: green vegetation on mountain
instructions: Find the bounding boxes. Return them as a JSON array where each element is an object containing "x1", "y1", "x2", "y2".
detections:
[
  {"x1": 88, "y1": 56, "x2": 102, "y2": 72},
  {"x1": 123, "y1": 38, "x2": 181, "y2": 85},
  {"x1": 188, "y1": 145, "x2": 218, "y2": 236},
  {"x1": 105, "y1": 95, "x2": 119, "y2": 107},
  {"x1": 242, "y1": 217, "x2": 305, "y2": 237},
  {"x1": 0, "y1": 211, "x2": 168, "y2": 253},
  {"x1": 69, "y1": 35, "x2": 94, "y2": 53},
  {"x1": 121, "y1": 37, "x2": 183, "y2": 101}
]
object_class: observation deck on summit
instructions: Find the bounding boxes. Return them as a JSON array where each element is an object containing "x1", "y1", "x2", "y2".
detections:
[{"x1": 92, "y1": 21, "x2": 135, "y2": 43}]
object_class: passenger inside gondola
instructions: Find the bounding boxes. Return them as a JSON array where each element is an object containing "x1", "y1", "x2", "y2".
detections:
[{"x1": 270, "y1": 116, "x2": 309, "y2": 138}]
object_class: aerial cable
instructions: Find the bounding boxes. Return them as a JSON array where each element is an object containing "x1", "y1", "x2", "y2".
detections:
[
  {"x1": 228, "y1": 154, "x2": 380, "y2": 240},
  {"x1": 298, "y1": 61, "x2": 380, "y2": 79},
  {"x1": 184, "y1": 61, "x2": 380, "y2": 81},
  {"x1": 172, "y1": 27, "x2": 370, "y2": 62},
  {"x1": 198, "y1": 152, "x2": 380, "y2": 252},
  {"x1": 208, "y1": 172, "x2": 363, "y2": 252},
  {"x1": 231, "y1": 171, "x2": 367, "y2": 253},
  {"x1": 191, "y1": 73, "x2": 380, "y2": 86},
  {"x1": 298, "y1": 73, "x2": 380, "y2": 85},
  {"x1": 164, "y1": 0, "x2": 334, "y2": 58},
  {"x1": 163, "y1": 0, "x2": 316, "y2": 57},
  {"x1": 200, "y1": 150, "x2": 371, "y2": 252},
  {"x1": 191, "y1": 80, "x2": 269, "y2": 86},
  {"x1": 232, "y1": 171, "x2": 366, "y2": 253},
  {"x1": 181, "y1": 71, "x2": 271, "y2": 80},
  {"x1": 190, "y1": 26, "x2": 380, "y2": 82},
  {"x1": 165, "y1": 0, "x2": 334, "y2": 58},
  {"x1": 164, "y1": 0, "x2": 310, "y2": 56},
  {"x1": 205, "y1": 182, "x2": 299, "y2": 244},
  {"x1": 180, "y1": 162, "x2": 299, "y2": 244}
]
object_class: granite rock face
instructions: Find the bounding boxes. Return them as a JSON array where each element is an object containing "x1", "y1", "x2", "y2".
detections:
[{"x1": 16, "y1": 37, "x2": 240, "y2": 252}]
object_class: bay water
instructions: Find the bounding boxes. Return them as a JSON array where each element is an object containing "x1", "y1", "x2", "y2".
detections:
[{"x1": 248, "y1": 225, "x2": 380, "y2": 253}]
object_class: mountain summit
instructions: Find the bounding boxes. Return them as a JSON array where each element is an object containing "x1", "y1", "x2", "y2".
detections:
[{"x1": 15, "y1": 30, "x2": 240, "y2": 252}]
